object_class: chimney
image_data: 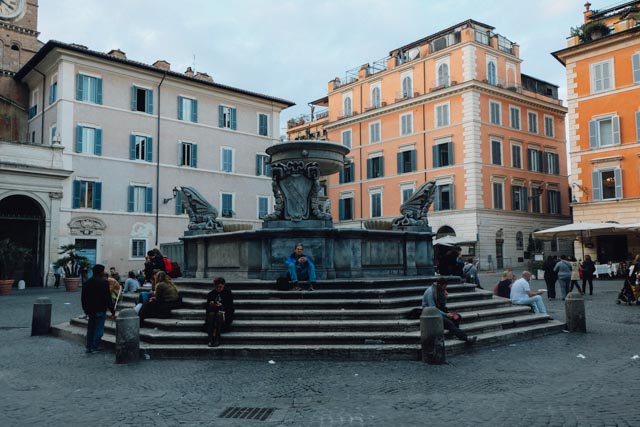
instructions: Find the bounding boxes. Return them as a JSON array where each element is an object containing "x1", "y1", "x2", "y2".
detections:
[
  {"x1": 195, "y1": 72, "x2": 213, "y2": 82},
  {"x1": 107, "y1": 49, "x2": 126, "y2": 59},
  {"x1": 152, "y1": 60, "x2": 171, "y2": 71},
  {"x1": 185, "y1": 66, "x2": 194, "y2": 77}
]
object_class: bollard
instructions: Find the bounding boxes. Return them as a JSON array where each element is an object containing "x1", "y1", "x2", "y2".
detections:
[
  {"x1": 115, "y1": 308, "x2": 140, "y2": 364},
  {"x1": 565, "y1": 291, "x2": 586, "y2": 332},
  {"x1": 31, "y1": 297, "x2": 52, "y2": 336},
  {"x1": 420, "y1": 307, "x2": 446, "y2": 364}
]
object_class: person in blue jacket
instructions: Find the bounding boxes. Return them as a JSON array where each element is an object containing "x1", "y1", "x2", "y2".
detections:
[{"x1": 285, "y1": 243, "x2": 317, "y2": 291}]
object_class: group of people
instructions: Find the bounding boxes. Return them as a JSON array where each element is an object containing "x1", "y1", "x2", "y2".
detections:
[
  {"x1": 494, "y1": 270, "x2": 550, "y2": 314},
  {"x1": 542, "y1": 254, "x2": 596, "y2": 300},
  {"x1": 436, "y1": 249, "x2": 483, "y2": 289}
]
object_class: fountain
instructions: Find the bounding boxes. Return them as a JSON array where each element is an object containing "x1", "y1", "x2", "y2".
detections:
[{"x1": 181, "y1": 141, "x2": 434, "y2": 280}]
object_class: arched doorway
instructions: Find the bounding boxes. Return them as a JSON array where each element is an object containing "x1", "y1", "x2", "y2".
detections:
[
  {"x1": 436, "y1": 225, "x2": 455, "y2": 238},
  {"x1": 0, "y1": 195, "x2": 45, "y2": 286}
]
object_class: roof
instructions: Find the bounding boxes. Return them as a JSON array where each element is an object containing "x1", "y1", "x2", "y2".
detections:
[
  {"x1": 551, "y1": 25, "x2": 640, "y2": 65},
  {"x1": 15, "y1": 40, "x2": 295, "y2": 107}
]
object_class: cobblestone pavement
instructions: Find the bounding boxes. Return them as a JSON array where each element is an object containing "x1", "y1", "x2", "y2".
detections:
[{"x1": 1, "y1": 273, "x2": 639, "y2": 427}]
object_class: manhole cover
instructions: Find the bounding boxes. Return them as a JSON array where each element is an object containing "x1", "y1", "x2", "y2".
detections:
[{"x1": 219, "y1": 407, "x2": 276, "y2": 421}]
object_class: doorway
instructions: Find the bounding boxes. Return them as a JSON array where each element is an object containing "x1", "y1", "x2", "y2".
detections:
[
  {"x1": 596, "y1": 235, "x2": 627, "y2": 264},
  {"x1": 495, "y1": 240, "x2": 504, "y2": 270}
]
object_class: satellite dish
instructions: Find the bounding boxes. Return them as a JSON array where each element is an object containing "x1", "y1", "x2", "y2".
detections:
[{"x1": 408, "y1": 48, "x2": 420, "y2": 60}]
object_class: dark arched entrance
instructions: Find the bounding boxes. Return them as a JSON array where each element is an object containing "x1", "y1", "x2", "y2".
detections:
[
  {"x1": 436, "y1": 225, "x2": 456, "y2": 238},
  {"x1": 0, "y1": 195, "x2": 45, "y2": 286}
]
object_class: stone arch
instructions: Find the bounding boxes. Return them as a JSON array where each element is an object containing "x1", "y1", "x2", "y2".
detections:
[{"x1": 436, "y1": 225, "x2": 455, "y2": 238}]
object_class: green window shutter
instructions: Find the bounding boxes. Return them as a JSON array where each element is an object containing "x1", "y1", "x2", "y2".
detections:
[
  {"x1": 129, "y1": 135, "x2": 136, "y2": 160},
  {"x1": 397, "y1": 152, "x2": 403, "y2": 174},
  {"x1": 72, "y1": 180, "x2": 81, "y2": 208},
  {"x1": 146, "y1": 137, "x2": 153, "y2": 162},
  {"x1": 75, "y1": 126, "x2": 83, "y2": 153},
  {"x1": 537, "y1": 150, "x2": 543, "y2": 172},
  {"x1": 522, "y1": 187, "x2": 528, "y2": 212},
  {"x1": 592, "y1": 171, "x2": 602, "y2": 201},
  {"x1": 191, "y1": 99, "x2": 198, "y2": 123},
  {"x1": 447, "y1": 142, "x2": 454, "y2": 165},
  {"x1": 94, "y1": 129, "x2": 102, "y2": 155},
  {"x1": 76, "y1": 74, "x2": 84, "y2": 101},
  {"x1": 449, "y1": 184, "x2": 455, "y2": 209},
  {"x1": 554, "y1": 154, "x2": 560, "y2": 175},
  {"x1": 231, "y1": 108, "x2": 237, "y2": 130},
  {"x1": 93, "y1": 182, "x2": 102, "y2": 210},
  {"x1": 145, "y1": 187, "x2": 153, "y2": 213},
  {"x1": 511, "y1": 186, "x2": 517, "y2": 210},
  {"x1": 636, "y1": 112, "x2": 640, "y2": 142},
  {"x1": 131, "y1": 86, "x2": 137, "y2": 111},
  {"x1": 526, "y1": 149, "x2": 532, "y2": 171},
  {"x1": 366, "y1": 159, "x2": 372, "y2": 179},
  {"x1": 338, "y1": 199, "x2": 345, "y2": 220},
  {"x1": 546, "y1": 190, "x2": 551, "y2": 214},
  {"x1": 178, "y1": 143, "x2": 183, "y2": 166},
  {"x1": 218, "y1": 105, "x2": 224, "y2": 127},
  {"x1": 259, "y1": 114, "x2": 268, "y2": 136},
  {"x1": 177, "y1": 96, "x2": 184, "y2": 120},
  {"x1": 613, "y1": 116, "x2": 620, "y2": 145},
  {"x1": 589, "y1": 120, "x2": 598, "y2": 148},
  {"x1": 633, "y1": 53, "x2": 640, "y2": 82},
  {"x1": 434, "y1": 186, "x2": 441, "y2": 211},
  {"x1": 175, "y1": 191, "x2": 183, "y2": 215},
  {"x1": 127, "y1": 186, "x2": 134, "y2": 212},
  {"x1": 410, "y1": 150, "x2": 417, "y2": 172},
  {"x1": 614, "y1": 168, "x2": 623, "y2": 199},
  {"x1": 192, "y1": 144, "x2": 198, "y2": 168},
  {"x1": 146, "y1": 89, "x2": 153, "y2": 114},
  {"x1": 432, "y1": 145, "x2": 439, "y2": 168},
  {"x1": 96, "y1": 78, "x2": 103, "y2": 104},
  {"x1": 49, "y1": 84, "x2": 55, "y2": 105},
  {"x1": 256, "y1": 155, "x2": 261, "y2": 175},
  {"x1": 379, "y1": 157, "x2": 384, "y2": 177}
]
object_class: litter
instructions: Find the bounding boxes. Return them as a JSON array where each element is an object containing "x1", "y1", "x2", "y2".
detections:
[
  {"x1": 632, "y1": 355, "x2": 639, "y2": 360},
  {"x1": 577, "y1": 354, "x2": 586, "y2": 359},
  {"x1": 268, "y1": 360, "x2": 276, "y2": 364},
  {"x1": 144, "y1": 353, "x2": 150, "y2": 360}
]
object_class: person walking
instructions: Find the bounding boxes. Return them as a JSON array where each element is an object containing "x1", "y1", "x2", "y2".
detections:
[
  {"x1": 542, "y1": 256, "x2": 557, "y2": 299},
  {"x1": 569, "y1": 256, "x2": 583, "y2": 294},
  {"x1": 80, "y1": 264, "x2": 115, "y2": 354},
  {"x1": 554, "y1": 255, "x2": 572, "y2": 300},
  {"x1": 581, "y1": 255, "x2": 596, "y2": 296}
]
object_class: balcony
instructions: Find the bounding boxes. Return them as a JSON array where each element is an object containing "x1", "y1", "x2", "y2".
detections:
[
  {"x1": 429, "y1": 80, "x2": 458, "y2": 92},
  {"x1": 394, "y1": 91, "x2": 420, "y2": 103},
  {"x1": 286, "y1": 108, "x2": 329, "y2": 129},
  {"x1": 364, "y1": 101, "x2": 387, "y2": 112}
]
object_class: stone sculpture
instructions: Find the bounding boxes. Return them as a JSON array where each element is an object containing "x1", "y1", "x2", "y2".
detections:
[
  {"x1": 178, "y1": 186, "x2": 223, "y2": 232},
  {"x1": 392, "y1": 180, "x2": 437, "y2": 227}
]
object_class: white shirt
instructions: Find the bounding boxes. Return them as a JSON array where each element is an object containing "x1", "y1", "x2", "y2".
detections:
[{"x1": 510, "y1": 277, "x2": 530, "y2": 301}]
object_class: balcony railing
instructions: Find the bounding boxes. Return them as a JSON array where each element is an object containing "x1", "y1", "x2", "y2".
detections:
[
  {"x1": 286, "y1": 108, "x2": 329, "y2": 129},
  {"x1": 395, "y1": 91, "x2": 419, "y2": 102},
  {"x1": 429, "y1": 80, "x2": 459, "y2": 92}
]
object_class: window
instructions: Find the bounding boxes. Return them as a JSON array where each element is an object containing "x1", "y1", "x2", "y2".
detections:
[
  {"x1": 128, "y1": 185, "x2": 153, "y2": 213},
  {"x1": 592, "y1": 169, "x2": 622, "y2": 200},
  {"x1": 179, "y1": 142, "x2": 197, "y2": 167},
  {"x1": 544, "y1": 115, "x2": 554, "y2": 137},
  {"x1": 591, "y1": 60, "x2": 613, "y2": 93},
  {"x1": 50, "y1": 124, "x2": 57, "y2": 145},
  {"x1": 258, "y1": 196, "x2": 269, "y2": 219},
  {"x1": 371, "y1": 86, "x2": 381, "y2": 108},
  {"x1": 546, "y1": 152, "x2": 560, "y2": 175},
  {"x1": 433, "y1": 141, "x2": 454, "y2": 167},
  {"x1": 72, "y1": 180, "x2": 102, "y2": 209},
  {"x1": 511, "y1": 185, "x2": 528, "y2": 212},
  {"x1": 256, "y1": 154, "x2": 271, "y2": 177},
  {"x1": 339, "y1": 161, "x2": 354, "y2": 184},
  {"x1": 636, "y1": 112, "x2": 640, "y2": 142},
  {"x1": 49, "y1": 77, "x2": 57, "y2": 105},
  {"x1": 589, "y1": 115, "x2": 620, "y2": 148},
  {"x1": 633, "y1": 53, "x2": 640, "y2": 83},
  {"x1": 258, "y1": 113, "x2": 269, "y2": 136},
  {"x1": 491, "y1": 139, "x2": 502, "y2": 165},
  {"x1": 178, "y1": 96, "x2": 198, "y2": 123},
  {"x1": 511, "y1": 144, "x2": 522, "y2": 169},
  {"x1": 402, "y1": 76, "x2": 413, "y2": 98},
  {"x1": 131, "y1": 239, "x2": 147, "y2": 259},
  {"x1": 76, "y1": 73, "x2": 103, "y2": 104},
  {"x1": 397, "y1": 149, "x2": 417, "y2": 174},
  {"x1": 510, "y1": 106, "x2": 520, "y2": 130},
  {"x1": 434, "y1": 184, "x2": 454, "y2": 211},
  {"x1": 342, "y1": 129, "x2": 352, "y2": 148},
  {"x1": 75, "y1": 125, "x2": 102, "y2": 155},
  {"x1": 175, "y1": 191, "x2": 185, "y2": 215},
  {"x1": 221, "y1": 147, "x2": 234, "y2": 172},
  {"x1": 551, "y1": 239, "x2": 558, "y2": 251},
  {"x1": 527, "y1": 112, "x2": 538, "y2": 134},
  {"x1": 437, "y1": 63, "x2": 449, "y2": 87},
  {"x1": 547, "y1": 189, "x2": 561, "y2": 214},
  {"x1": 487, "y1": 60, "x2": 497, "y2": 85},
  {"x1": 343, "y1": 96, "x2": 352, "y2": 116},
  {"x1": 339, "y1": 197, "x2": 354, "y2": 221},
  {"x1": 218, "y1": 105, "x2": 236, "y2": 129},
  {"x1": 490, "y1": 101, "x2": 501, "y2": 125},
  {"x1": 28, "y1": 89, "x2": 38, "y2": 119},
  {"x1": 129, "y1": 135, "x2": 152, "y2": 162},
  {"x1": 527, "y1": 148, "x2": 543, "y2": 172},
  {"x1": 400, "y1": 113, "x2": 413, "y2": 136},
  {"x1": 370, "y1": 191, "x2": 382, "y2": 217},
  {"x1": 369, "y1": 122, "x2": 381, "y2": 143},
  {"x1": 436, "y1": 103, "x2": 450, "y2": 127},
  {"x1": 516, "y1": 231, "x2": 524, "y2": 250},
  {"x1": 531, "y1": 187, "x2": 542, "y2": 213},
  {"x1": 367, "y1": 156, "x2": 384, "y2": 179},
  {"x1": 221, "y1": 193, "x2": 234, "y2": 217},
  {"x1": 131, "y1": 86, "x2": 153, "y2": 114},
  {"x1": 492, "y1": 182, "x2": 504, "y2": 209},
  {"x1": 401, "y1": 187, "x2": 414, "y2": 204}
]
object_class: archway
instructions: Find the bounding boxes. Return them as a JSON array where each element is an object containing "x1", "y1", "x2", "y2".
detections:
[
  {"x1": 436, "y1": 225, "x2": 455, "y2": 238},
  {"x1": 0, "y1": 195, "x2": 45, "y2": 286}
]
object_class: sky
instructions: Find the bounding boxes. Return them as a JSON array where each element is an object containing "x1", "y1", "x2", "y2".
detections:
[{"x1": 38, "y1": 0, "x2": 592, "y2": 135}]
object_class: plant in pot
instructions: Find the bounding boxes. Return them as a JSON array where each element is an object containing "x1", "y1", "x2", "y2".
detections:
[
  {"x1": 571, "y1": 21, "x2": 611, "y2": 42},
  {"x1": 54, "y1": 244, "x2": 90, "y2": 292},
  {"x1": 0, "y1": 238, "x2": 30, "y2": 296}
]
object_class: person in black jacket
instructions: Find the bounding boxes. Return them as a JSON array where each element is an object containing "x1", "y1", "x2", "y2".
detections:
[
  {"x1": 580, "y1": 255, "x2": 596, "y2": 296},
  {"x1": 81, "y1": 264, "x2": 115, "y2": 354},
  {"x1": 205, "y1": 277, "x2": 235, "y2": 347},
  {"x1": 543, "y1": 256, "x2": 558, "y2": 299}
]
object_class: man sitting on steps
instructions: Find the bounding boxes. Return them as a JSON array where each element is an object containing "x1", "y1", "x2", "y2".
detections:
[
  {"x1": 285, "y1": 243, "x2": 317, "y2": 291},
  {"x1": 510, "y1": 271, "x2": 548, "y2": 314}
]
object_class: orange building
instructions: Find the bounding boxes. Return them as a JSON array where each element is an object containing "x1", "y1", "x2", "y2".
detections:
[
  {"x1": 291, "y1": 20, "x2": 571, "y2": 270},
  {"x1": 553, "y1": 1, "x2": 640, "y2": 262}
]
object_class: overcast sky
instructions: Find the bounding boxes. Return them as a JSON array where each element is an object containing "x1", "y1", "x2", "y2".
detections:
[{"x1": 39, "y1": 0, "x2": 591, "y2": 134}]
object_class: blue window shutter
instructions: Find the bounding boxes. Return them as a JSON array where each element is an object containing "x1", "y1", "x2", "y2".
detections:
[
  {"x1": 636, "y1": 112, "x2": 640, "y2": 142},
  {"x1": 511, "y1": 186, "x2": 517, "y2": 210},
  {"x1": 94, "y1": 129, "x2": 102, "y2": 155},
  {"x1": 554, "y1": 154, "x2": 560, "y2": 175},
  {"x1": 449, "y1": 184, "x2": 455, "y2": 209},
  {"x1": 76, "y1": 74, "x2": 84, "y2": 100},
  {"x1": 266, "y1": 161, "x2": 271, "y2": 177},
  {"x1": 410, "y1": 150, "x2": 417, "y2": 171},
  {"x1": 146, "y1": 89, "x2": 153, "y2": 114},
  {"x1": 192, "y1": 144, "x2": 198, "y2": 168},
  {"x1": 260, "y1": 114, "x2": 268, "y2": 136},
  {"x1": 146, "y1": 137, "x2": 153, "y2": 162},
  {"x1": 379, "y1": 157, "x2": 384, "y2": 177},
  {"x1": 175, "y1": 191, "x2": 182, "y2": 215},
  {"x1": 527, "y1": 149, "x2": 532, "y2": 171},
  {"x1": 49, "y1": 84, "x2": 55, "y2": 105},
  {"x1": 434, "y1": 187, "x2": 441, "y2": 211},
  {"x1": 448, "y1": 142, "x2": 454, "y2": 165},
  {"x1": 96, "y1": 78, "x2": 103, "y2": 104},
  {"x1": 145, "y1": 187, "x2": 153, "y2": 213},
  {"x1": 522, "y1": 187, "x2": 528, "y2": 212},
  {"x1": 191, "y1": 99, "x2": 198, "y2": 123},
  {"x1": 589, "y1": 120, "x2": 598, "y2": 148},
  {"x1": 218, "y1": 105, "x2": 224, "y2": 127},
  {"x1": 75, "y1": 126, "x2": 83, "y2": 153},
  {"x1": 397, "y1": 152, "x2": 402, "y2": 174},
  {"x1": 613, "y1": 116, "x2": 620, "y2": 145},
  {"x1": 633, "y1": 53, "x2": 640, "y2": 82},
  {"x1": 177, "y1": 96, "x2": 184, "y2": 120},
  {"x1": 72, "y1": 180, "x2": 81, "y2": 208},
  {"x1": 93, "y1": 182, "x2": 102, "y2": 210},
  {"x1": 537, "y1": 150, "x2": 543, "y2": 172},
  {"x1": 367, "y1": 159, "x2": 372, "y2": 179},
  {"x1": 339, "y1": 199, "x2": 345, "y2": 220},
  {"x1": 255, "y1": 155, "x2": 260, "y2": 175},
  {"x1": 127, "y1": 186, "x2": 134, "y2": 212},
  {"x1": 178, "y1": 143, "x2": 183, "y2": 166},
  {"x1": 129, "y1": 135, "x2": 136, "y2": 160},
  {"x1": 131, "y1": 86, "x2": 137, "y2": 111},
  {"x1": 592, "y1": 171, "x2": 602, "y2": 201},
  {"x1": 231, "y1": 108, "x2": 237, "y2": 130},
  {"x1": 614, "y1": 168, "x2": 623, "y2": 199},
  {"x1": 432, "y1": 145, "x2": 439, "y2": 168}
]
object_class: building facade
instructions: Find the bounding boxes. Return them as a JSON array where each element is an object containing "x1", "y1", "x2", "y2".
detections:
[
  {"x1": 553, "y1": 1, "x2": 640, "y2": 263},
  {"x1": 306, "y1": 20, "x2": 571, "y2": 270}
]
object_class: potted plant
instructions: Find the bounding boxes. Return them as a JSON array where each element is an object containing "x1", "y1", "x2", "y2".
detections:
[
  {"x1": 54, "y1": 244, "x2": 90, "y2": 292},
  {"x1": 571, "y1": 21, "x2": 611, "y2": 42},
  {"x1": 0, "y1": 238, "x2": 30, "y2": 296}
]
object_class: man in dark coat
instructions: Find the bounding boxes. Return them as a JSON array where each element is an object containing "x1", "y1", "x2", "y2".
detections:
[
  {"x1": 81, "y1": 264, "x2": 115, "y2": 353},
  {"x1": 205, "y1": 277, "x2": 235, "y2": 347}
]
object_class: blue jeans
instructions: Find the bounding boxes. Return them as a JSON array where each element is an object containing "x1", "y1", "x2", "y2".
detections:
[
  {"x1": 86, "y1": 311, "x2": 106, "y2": 351},
  {"x1": 558, "y1": 277, "x2": 571, "y2": 300},
  {"x1": 287, "y1": 260, "x2": 317, "y2": 282},
  {"x1": 513, "y1": 295, "x2": 547, "y2": 314}
]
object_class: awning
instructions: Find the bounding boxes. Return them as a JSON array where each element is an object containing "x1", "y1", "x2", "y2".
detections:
[
  {"x1": 533, "y1": 223, "x2": 622, "y2": 241},
  {"x1": 433, "y1": 235, "x2": 477, "y2": 246}
]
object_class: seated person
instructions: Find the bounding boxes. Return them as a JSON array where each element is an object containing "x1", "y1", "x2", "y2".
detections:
[
  {"x1": 109, "y1": 267, "x2": 122, "y2": 284},
  {"x1": 123, "y1": 270, "x2": 140, "y2": 294},
  {"x1": 205, "y1": 277, "x2": 235, "y2": 347},
  {"x1": 285, "y1": 243, "x2": 317, "y2": 291},
  {"x1": 494, "y1": 270, "x2": 514, "y2": 299},
  {"x1": 138, "y1": 271, "x2": 181, "y2": 326},
  {"x1": 510, "y1": 271, "x2": 548, "y2": 314},
  {"x1": 422, "y1": 278, "x2": 477, "y2": 344}
]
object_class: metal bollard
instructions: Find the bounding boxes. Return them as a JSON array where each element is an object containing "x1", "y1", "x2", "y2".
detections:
[
  {"x1": 115, "y1": 308, "x2": 140, "y2": 364},
  {"x1": 420, "y1": 307, "x2": 446, "y2": 364},
  {"x1": 31, "y1": 297, "x2": 52, "y2": 336},
  {"x1": 565, "y1": 291, "x2": 586, "y2": 332}
]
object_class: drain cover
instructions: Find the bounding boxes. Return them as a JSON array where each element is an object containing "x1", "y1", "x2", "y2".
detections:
[{"x1": 219, "y1": 407, "x2": 276, "y2": 421}]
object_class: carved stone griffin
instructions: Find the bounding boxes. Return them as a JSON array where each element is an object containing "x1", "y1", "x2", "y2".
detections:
[
  {"x1": 391, "y1": 180, "x2": 436, "y2": 227},
  {"x1": 178, "y1": 186, "x2": 223, "y2": 232}
]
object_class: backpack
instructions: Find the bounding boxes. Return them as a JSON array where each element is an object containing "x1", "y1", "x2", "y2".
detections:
[
  {"x1": 163, "y1": 257, "x2": 173, "y2": 274},
  {"x1": 276, "y1": 276, "x2": 291, "y2": 291},
  {"x1": 169, "y1": 261, "x2": 181, "y2": 278}
]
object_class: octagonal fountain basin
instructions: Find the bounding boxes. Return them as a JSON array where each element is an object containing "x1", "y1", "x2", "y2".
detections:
[{"x1": 266, "y1": 140, "x2": 350, "y2": 176}]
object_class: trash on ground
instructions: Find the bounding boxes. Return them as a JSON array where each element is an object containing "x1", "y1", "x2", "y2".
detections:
[{"x1": 577, "y1": 354, "x2": 586, "y2": 359}]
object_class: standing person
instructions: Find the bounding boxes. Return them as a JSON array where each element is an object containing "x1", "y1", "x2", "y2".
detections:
[
  {"x1": 569, "y1": 256, "x2": 583, "y2": 294},
  {"x1": 205, "y1": 277, "x2": 235, "y2": 347},
  {"x1": 285, "y1": 243, "x2": 317, "y2": 291},
  {"x1": 123, "y1": 270, "x2": 140, "y2": 294},
  {"x1": 510, "y1": 271, "x2": 548, "y2": 314},
  {"x1": 53, "y1": 264, "x2": 65, "y2": 289},
  {"x1": 422, "y1": 278, "x2": 477, "y2": 344},
  {"x1": 454, "y1": 251, "x2": 464, "y2": 277},
  {"x1": 581, "y1": 255, "x2": 596, "y2": 296},
  {"x1": 81, "y1": 264, "x2": 115, "y2": 354},
  {"x1": 554, "y1": 255, "x2": 573, "y2": 300},
  {"x1": 543, "y1": 256, "x2": 558, "y2": 300}
]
